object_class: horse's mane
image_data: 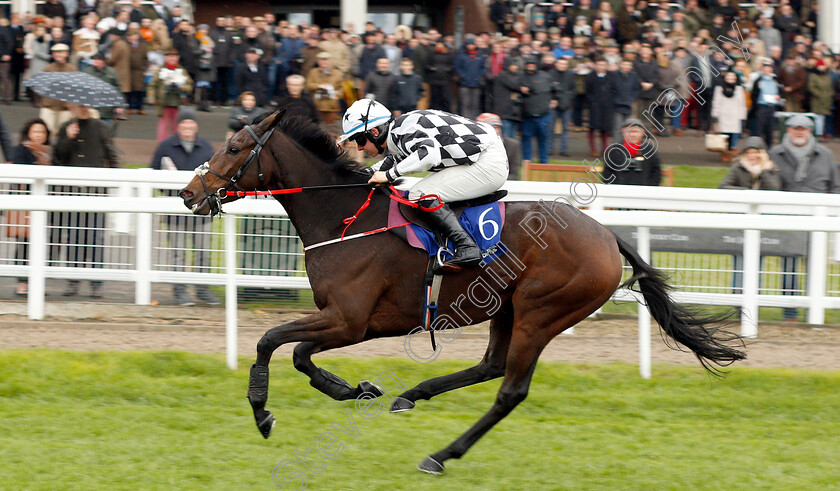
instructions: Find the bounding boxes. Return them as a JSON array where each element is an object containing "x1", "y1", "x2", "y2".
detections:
[{"x1": 256, "y1": 108, "x2": 370, "y2": 180}]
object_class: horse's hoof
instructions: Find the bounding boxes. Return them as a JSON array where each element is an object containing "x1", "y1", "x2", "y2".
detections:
[
  {"x1": 390, "y1": 396, "x2": 415, "y2": 413},
  {"x1": 358, "y1": 380, "x2": 384, "y2": 397},
  {"x1": 257, "y1": 412, "x2": 275, "y2": 439},
  {"x1": 417, "y1": 456, "x2": 444, "y2": 475}
]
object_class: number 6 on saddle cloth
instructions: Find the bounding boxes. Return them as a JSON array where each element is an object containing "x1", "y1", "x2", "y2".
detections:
[
  {"x1": 385, "y1": 187, "x2": 509, "y2": 350},
  {"x1": 386, "y1": 188, "x2": 509, "y2": 265}
]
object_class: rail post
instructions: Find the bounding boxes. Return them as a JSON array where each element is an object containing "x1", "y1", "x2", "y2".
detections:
[
  {"x1": 27, "y1": 178, "x2": 47, "y2": 320},
  {"x1": 741, "y1": 228, "x2": 761, "y2": 338},
  {"x1": 135, "y1": 184, "x2": 153, "y2": 305},
  {"x1": 807, "y1": 206, "x2": 828, "y2": 325},
  {"x1": 225, "y1": 214, "x2": 239, "y2": 370}
]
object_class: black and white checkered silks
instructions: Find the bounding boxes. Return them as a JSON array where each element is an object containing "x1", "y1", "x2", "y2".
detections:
[{"x1": 377, "y1": 110, "x2": 509, "y2": 202}]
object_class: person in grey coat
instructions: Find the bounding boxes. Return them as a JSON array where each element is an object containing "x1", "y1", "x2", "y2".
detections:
[
  {"x1": 585, "y1": 58, "x2": 617, "y2": 157},
  {"x1": 363, "y1": 57, "x2": 395, "y2": 107},
  {"x1": 758, "y1": 17, "x2": 783, "y2": 53},
  {"x1": 769, "y1": 115, "x2": 840, "y2": 194},
  {"x1": 769, "y1": 114, "x2": 839, "y2": 320},
  {"x1": 519, "y1": 57, "x2": 557, "y2": 164},
  {"x1": 210, "y1": 17, "x2": 234, "y2": 105},
  {"x1": 23, "y1": 24, "x2": 53, "y2": 80},
  {"x1": 633, "y1": 46, "x2": 659, "y2": 120}
]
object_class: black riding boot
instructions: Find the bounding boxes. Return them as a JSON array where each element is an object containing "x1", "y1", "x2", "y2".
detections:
[{"x1": 420, "y1": 199, "x2": 482, "y2": 272}]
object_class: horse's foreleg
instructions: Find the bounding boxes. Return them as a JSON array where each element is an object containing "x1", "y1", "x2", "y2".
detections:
[
  {"x1": 293, "y1": 342, "x2": 384, "y2": 400},
  {"x1": 248, "y1": 311, "x2": 346, "y2": 438},
  {"x1": 417, "y1": 327, "x2": 546, "y2": 475},
  {"x1": 390, "y1": 310, "x2": 513, "y2": 413}
]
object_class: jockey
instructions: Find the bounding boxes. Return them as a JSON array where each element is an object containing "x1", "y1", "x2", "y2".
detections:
[{"x1": 339, "y1": 99, "x2": 509, "y2": 272}]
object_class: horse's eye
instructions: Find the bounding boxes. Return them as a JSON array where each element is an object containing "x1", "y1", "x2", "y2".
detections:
[{"x1": 229, "y1": 146, "x2": 240, "y2": 155}]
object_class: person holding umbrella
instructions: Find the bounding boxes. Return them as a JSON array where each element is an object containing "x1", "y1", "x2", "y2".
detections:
[
  {"x1": 26, "y1": 67, "x2": 129, "y2": 128},
  {"x1": 83, "y1": 53, "x2": 121, "y2": 123},
  {"x1": 54, "y1": 103, "x2": 120, "y2": 168},
  {"x1": 24, "y1": 68, "x2": 126, "y2": 298},
  {"x1": 52, "y1": 102, "x2": 120, "y2": 298}
]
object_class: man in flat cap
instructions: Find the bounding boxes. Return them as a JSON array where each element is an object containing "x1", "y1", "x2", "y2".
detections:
[
  {"x1": 235, "y1": 47, "x2": 268, "y2": 106},
  {"x1": 770, "y1": 114, "x2": 839, "y2": 193},
  {"x1": 769, "y1": 114, "x2": 839, "y2": 320},
  {"x1": 83, "y1": 52, "x2": 120, "y2": 122},
  {"x1": 39, "y1": 43, "x2": 75, "y2": 133},
  {"x1": 305, "y1": 51, "x2": 344, "y2": 124}
]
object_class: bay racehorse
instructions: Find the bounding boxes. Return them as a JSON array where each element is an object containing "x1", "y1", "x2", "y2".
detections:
[{"x1": 179, "y1": 108, "x2": 745, "y2": 474}]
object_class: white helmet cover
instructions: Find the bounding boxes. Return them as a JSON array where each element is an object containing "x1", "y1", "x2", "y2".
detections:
[{"x1": 337, "y1": 99, "x2": 392, "y2": 143}]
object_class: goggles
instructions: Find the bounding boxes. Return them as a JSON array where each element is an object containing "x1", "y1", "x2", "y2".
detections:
[{"x1": 349, "y1": 132, "x2": 368, "y2": 145}]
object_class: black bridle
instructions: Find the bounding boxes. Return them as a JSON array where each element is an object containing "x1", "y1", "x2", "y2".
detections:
[{"x1": 194, "y1": 124, "x2": 275, "y2": 218}]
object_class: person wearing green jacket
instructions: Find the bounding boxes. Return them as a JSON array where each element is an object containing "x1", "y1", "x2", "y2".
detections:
[
  {"x1": 806, "y1": 59, "x2": 834, "y2": 140},
  {"x1": 82, "y1": 53, "x2": 121, "y2": 122},
  {"x1": 148, "y1": 49, "x2": 193, "y2": 141}
]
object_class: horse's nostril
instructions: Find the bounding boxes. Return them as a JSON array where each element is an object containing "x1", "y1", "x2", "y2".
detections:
[{"x1": 179, "y1": 189, "x2": 194, "y2": 200}]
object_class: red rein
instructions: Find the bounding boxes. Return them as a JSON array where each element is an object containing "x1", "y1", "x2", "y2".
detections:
[{"x1": 225, "y1": 184, "x2": 445, "y2": 241}]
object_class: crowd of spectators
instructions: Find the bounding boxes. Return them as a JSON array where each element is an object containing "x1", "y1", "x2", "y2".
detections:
[
  {"x1": 0, "y1": 0, "x2": 834, "y2": 158},
  {"x1": 0, "y1": 0, "x2": 837, "y2": 312}
]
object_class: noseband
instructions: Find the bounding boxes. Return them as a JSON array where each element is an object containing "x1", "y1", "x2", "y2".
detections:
[{"x1": 194, "y1": 124, "x2": 276, "y2": 217}]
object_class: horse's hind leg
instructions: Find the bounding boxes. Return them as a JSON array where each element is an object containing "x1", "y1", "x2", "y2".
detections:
[
  {"x1": 390, "y1": 308, "x2": 513, "y2": 413},
  {"x1": 416, "y1": 325, "x2": 547, "y2": 474}
]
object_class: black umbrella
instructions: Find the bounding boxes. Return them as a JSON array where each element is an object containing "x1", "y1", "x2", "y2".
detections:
[{"x1": 24, "y1": 71, "x2": 127, "y2": 108}]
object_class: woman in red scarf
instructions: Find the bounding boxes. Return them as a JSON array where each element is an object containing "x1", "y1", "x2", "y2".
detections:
[{"x1": 602, "y1": 118, "x2": 662, "y2": 186}]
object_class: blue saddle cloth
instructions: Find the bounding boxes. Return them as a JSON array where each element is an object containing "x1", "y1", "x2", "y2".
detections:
[{"x1": 409, "y1": 201, "x2": 507, "y2": 264}]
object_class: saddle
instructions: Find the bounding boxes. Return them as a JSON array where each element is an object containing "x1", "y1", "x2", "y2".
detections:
[
  {"x1": 385, "y1": 187, "x2": 508, "y2": 259},
  {"x1": 397, "y1": 189, "x2": 508, "y2": 230},
  {"x1": 383, "y1": 188, "x2": 508, "y2": 352}
]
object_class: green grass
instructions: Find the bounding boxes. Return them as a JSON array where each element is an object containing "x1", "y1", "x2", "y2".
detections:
[
  {"x1": 543, "y1": 160, "x2": 730, "y2": 189},
  {"x1": 1, "y1": 350, "x2": 838, "y2": 490},
  {"x1": 670, "y1": 165, "x2": 729, "y2": 188}
]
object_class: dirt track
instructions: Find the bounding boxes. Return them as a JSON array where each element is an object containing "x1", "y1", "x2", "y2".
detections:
[{"x1": 1, "y1": 302, "x2": 839, "y2": 370}]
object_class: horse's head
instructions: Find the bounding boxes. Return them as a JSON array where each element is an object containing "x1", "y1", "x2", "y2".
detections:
[{"x1": 179, "y1": 109, "x2": 282, "y2": 216}]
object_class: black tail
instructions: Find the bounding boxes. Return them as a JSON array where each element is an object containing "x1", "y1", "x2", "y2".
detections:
[{"x1": 614, "y1": 234, "x2": 746, "y2": 375}]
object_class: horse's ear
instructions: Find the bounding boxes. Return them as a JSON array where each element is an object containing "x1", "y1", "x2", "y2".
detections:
[
  {"x1": 268, "y1": 106, "x2": 289, "y2": 129},
  {"x1": 253, "y1": 107, "x2": 286, "y2": 133}
]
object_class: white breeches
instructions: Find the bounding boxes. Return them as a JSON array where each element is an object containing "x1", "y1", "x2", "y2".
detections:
[{"x1": 407, "y1": 138, "x2": 509, "y2": 202}]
